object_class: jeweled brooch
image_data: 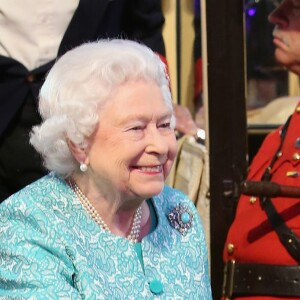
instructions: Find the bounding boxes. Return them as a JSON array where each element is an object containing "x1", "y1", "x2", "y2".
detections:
[{"x1": 168, "y1": 204, "x2": 194, "y2": 236}]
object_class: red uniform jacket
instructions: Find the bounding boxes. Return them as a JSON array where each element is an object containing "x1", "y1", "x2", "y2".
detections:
[{"x1": 223, "y1": 102, "x2": 300, "y2": 300}]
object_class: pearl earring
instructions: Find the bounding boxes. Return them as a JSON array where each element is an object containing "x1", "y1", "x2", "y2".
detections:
[{"x1": 80, "y1": 163, "x2": 88, "y2": 172}]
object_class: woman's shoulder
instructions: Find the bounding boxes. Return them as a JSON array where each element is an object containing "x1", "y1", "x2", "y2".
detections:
[
  {"x1": 0, "y1": 174, "x2": 72, "y2": 228},
  {"x1": 2, "y1": 173, "x2": 66, "y2": 206}
]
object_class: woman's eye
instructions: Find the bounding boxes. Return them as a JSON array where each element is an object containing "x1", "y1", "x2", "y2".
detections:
[
  {"x1": 130, "y1": 126, "x2": 143, "y2": 131},
  {"x1": 159, "y1": 122, "x2": 171, "y2": 128}
]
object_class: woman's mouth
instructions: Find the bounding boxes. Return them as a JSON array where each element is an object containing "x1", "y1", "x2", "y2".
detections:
[{"x1": 132, "y1": 165, "x2": 163, "y2": 173}]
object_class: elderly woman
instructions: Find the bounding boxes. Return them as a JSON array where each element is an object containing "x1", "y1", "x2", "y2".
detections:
[{"x1": 0, "y1": 40, "x2": 212, "y2": 299}]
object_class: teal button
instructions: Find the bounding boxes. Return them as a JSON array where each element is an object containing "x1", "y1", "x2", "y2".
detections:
[
  {"x1": 181, "y1": 212, "x2": 190, "y2": 224},
  {"x1": 149, "y1": 279, "x2": 163, "y2": 294}
]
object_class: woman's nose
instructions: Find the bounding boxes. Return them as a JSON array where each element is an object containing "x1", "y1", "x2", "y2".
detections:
[{"x1": 145, "y1": 129, "x2": 169, "y2": 155}]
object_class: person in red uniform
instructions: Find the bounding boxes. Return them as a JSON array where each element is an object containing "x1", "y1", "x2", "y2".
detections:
[{"x1": 222, "y1": 0, "x2": 300, "y2": 299}]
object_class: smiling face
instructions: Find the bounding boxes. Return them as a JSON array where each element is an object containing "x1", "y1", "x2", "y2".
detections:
[
  {"x1": 268, "y1": 0, "x2": 300, "y2": 74},
  {"x1": 85, "y1": 80, "x2": 177, "y2": 203}
]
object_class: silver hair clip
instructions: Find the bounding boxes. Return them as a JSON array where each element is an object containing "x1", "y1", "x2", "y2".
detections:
[{"x1": 168, "y1": 204, "x2": 194, "y2": 236}]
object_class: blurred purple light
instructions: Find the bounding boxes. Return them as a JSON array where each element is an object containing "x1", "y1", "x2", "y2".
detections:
[{"x1": 247, "y1": 8, "x2": 256, "y2": 16}]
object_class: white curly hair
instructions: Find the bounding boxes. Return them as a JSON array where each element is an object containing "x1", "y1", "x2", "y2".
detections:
[{"x1": 30, "y1": 39, "x2": 175, "y2": 177}]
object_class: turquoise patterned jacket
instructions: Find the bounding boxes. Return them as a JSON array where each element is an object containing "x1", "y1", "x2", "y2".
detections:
[{"x1": 0, "y1": 174, "x2": 212, "y2": 299}]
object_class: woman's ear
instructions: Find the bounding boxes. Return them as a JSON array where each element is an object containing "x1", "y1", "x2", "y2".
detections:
[{"x1": 67, "y1": 139, "x2": 89, "y2": 165}]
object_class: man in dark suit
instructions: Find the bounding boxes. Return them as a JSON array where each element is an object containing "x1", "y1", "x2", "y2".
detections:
[{"x1": 0, "y1": 0, "x2": 183, "y2": 202}]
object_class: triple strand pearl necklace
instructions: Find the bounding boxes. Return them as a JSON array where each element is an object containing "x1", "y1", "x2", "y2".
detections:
[{"x1": 68, "y1": 179, "x2": 142, "y2": 243}]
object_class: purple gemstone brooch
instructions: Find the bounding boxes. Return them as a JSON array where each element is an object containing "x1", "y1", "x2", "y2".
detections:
[{"x1": 168, "y1": 204, "x2": 194, "y2": 236}]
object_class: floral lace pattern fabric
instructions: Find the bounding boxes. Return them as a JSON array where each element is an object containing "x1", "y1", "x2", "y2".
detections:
[{"x1": 0, "y1": 174, "x2": 212, "y2": 299}]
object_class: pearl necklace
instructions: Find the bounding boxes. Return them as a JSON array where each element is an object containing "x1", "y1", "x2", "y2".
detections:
[{"x1": 68, "y1": 179, "x2": 142, "y2": 243}]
